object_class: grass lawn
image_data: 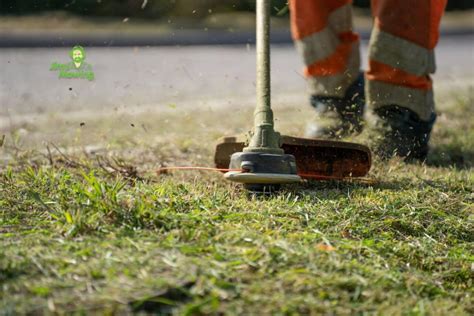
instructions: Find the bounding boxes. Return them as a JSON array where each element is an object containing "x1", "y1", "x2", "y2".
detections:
[{"x1": 1, "y1": 88, "x2": 473, "y2": 315}]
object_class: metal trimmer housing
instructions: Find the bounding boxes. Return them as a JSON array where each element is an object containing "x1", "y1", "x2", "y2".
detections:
[
  {"x1": 225, "y1": 152, "x2": 301, "y2": 193},
  {"x1": 229, "y1": 152, "x2": 298, "y2": 175}
]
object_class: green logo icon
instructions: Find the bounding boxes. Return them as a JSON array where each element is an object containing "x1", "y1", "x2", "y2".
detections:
[{"x1": 50, "y1": 45, "x2": 95, "y2": 81}]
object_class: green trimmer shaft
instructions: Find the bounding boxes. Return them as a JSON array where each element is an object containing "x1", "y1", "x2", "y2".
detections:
[{"x1": 224, "y1": 0, "x2": 302, "y2": 192}]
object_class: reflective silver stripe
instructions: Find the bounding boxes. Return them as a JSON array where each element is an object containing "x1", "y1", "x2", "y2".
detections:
[
  {"x1": 328, "y1": 4, "x2": 353, "y2": 34},
  {"x1": 367, "y1": 80, "x2": 435, "y2": 121},
  {"x1": 295, "y1": 27, "x2": 339, "y2": 66},
  {"x1": 369, "y1": 26, "x2": 436, "y2": 76},
  {"x1": 295, "y1": 4, "x2": 355, "y2": 66},
  {"x1": 307, "y1": 42, "x2": 360, "y2": 98}
]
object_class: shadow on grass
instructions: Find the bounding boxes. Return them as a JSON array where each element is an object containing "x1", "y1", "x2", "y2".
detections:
[
  {"x1": 426, "y1": 144, "x2": 473, "y2": 169},
  {"x1": 288, "y1": 173, "x2": 464, "y2": 196},
  {"x1": 287, "y1": 178, "x2": 412, "y2": 195},
  {"x1": 130, "y1": 281, "x2": 194, "y2": 314}
]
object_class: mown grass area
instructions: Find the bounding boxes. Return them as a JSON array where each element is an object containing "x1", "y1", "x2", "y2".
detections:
[{"x1": 1, "y1": 90, "x2": 473, "y2": 314}]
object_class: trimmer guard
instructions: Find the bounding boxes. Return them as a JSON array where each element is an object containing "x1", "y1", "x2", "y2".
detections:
[{"x1": 215, "y1": 135, "x2": 371, "y2": 179}]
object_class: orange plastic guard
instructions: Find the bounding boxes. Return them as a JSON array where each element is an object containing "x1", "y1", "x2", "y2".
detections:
[{"x1": 214, "y1": 135, "x2": 371, "y2": 179}]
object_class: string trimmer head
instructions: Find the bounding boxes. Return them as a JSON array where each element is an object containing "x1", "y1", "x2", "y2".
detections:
[{"x1": 216, "y1": 0, "x2": 371, "y2": 193}]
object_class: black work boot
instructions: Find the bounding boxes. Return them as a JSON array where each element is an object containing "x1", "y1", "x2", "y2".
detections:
[
  {"x1": 373, "y1": 105, "x2": 436, "y2": 161},
  {"x1": 306, "y1": 73, "x2": 365, "y2": 139}
]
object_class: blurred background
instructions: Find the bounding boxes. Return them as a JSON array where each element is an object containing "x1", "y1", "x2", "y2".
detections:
[
  {"x1": 0, "y1": 1, "x2": 473, "y2": 151},
  {"x1": 1, "y1": 0, "x2": 473, "y2": 18},
  {"x1": 1, "y1": 0, "x2": 473, "y2": 43}
]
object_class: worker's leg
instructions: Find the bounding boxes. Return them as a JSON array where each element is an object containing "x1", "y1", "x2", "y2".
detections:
[
  {"x1": 367, "y1": 0, "x2": 447, "y2": 120},
  {"x1": 290, "y1": 0, "x2": 360, "y2": 97},
  {"x1": 289, "y1": 0, "x2": 365, "y2": 138},
  {"x1": 367, "y1": 0, "x2": 447, "y2": 159}
]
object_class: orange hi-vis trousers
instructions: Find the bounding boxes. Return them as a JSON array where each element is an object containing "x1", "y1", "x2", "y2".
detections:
[{"x1": 289, "y1": 0, "x2": 447, "y2": 121}]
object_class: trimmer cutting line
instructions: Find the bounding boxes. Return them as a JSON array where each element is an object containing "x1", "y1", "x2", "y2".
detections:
[{"x1": 214, "y1": 0, "x2": 372, "y2": 193}]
